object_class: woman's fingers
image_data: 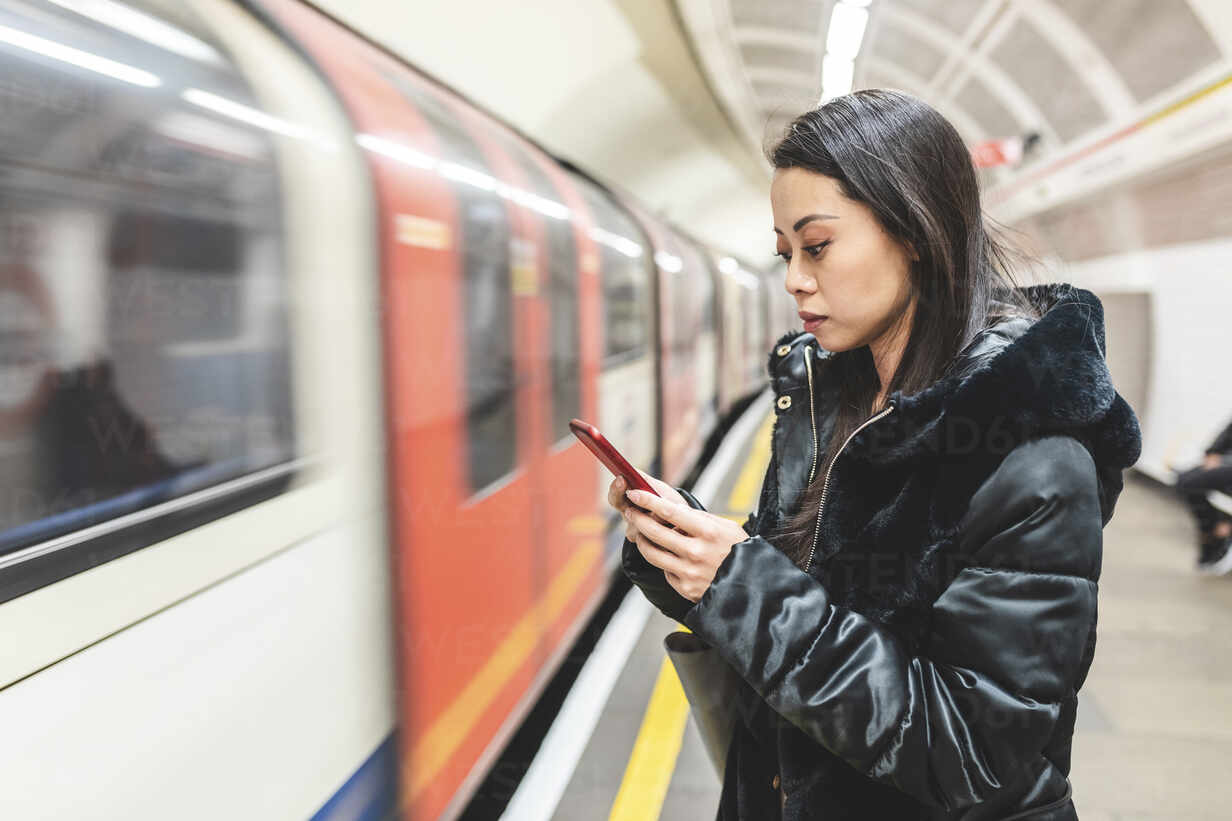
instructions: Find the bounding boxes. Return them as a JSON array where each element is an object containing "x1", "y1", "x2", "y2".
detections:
[
  {"x1": 625, "y1": 506, "x2": 687, "y2": 556},
  {"x1": 634, "y1": 532, "x2": 690, "y2": 579},
  {"x1": 609, "y1": 473, "x2": 689, "y2": 545},
  {"x1": 624, "y1": 487, "x2": 710, "y2": 540},
  {"x1": 607, "y1": 476, "x2": 644, "y2": 541},
  {"x1": 608, "y1": 475, "x2": 631, "y2": 509},
  {"x1": 642, "y1": 474, "x2": 686, "y2": 508}
]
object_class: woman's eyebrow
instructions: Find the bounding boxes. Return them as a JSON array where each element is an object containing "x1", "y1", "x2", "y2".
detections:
[
  {"x1": 774, "y1": 213, "x2": 840, "y2": 234},
  {"x1": 793, "y1": 213, "x2": 840, "y2": 231}
]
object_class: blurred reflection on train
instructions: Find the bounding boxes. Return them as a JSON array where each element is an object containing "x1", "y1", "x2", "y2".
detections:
[{"x1": 0, "y1": 1, "x2": 792, "y2": 819}]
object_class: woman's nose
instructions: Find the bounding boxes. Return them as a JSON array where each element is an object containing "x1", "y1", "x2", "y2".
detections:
[{"x1": 784, "y1": 259, "x2": 815, "y2": 295}]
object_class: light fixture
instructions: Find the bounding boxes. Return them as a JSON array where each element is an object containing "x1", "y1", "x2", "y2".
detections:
[
  {"x1": 182, "y1": 88, "x2": 317, "y2": 143},
  {"x1": 357, "y1": 133, "x2": 572, "y2": 220},
  {"x1": 826, "y1": 3, "x2": 869, "y2": 62},
  {"x1": 0, "y1": 21, "x2": 159, "y2": 86},
  {"x1": 590, "y1": 227, "x2": 644, "y2": 258},
  {"x1": 821, "y1": 54, "x2": 854, "y2": 100},
  {"x1": 654, "y1": 251, "x2": 684, "y2": 273},
  {"x1": 48, "y1": 0, "x2": 222, "y2": 65},
  {"x1": 155, "y1": 111, "x2": 265, "y2": 160},
  {"x1": 356, "y1": 133, "x2": 435, "y2": 169}
]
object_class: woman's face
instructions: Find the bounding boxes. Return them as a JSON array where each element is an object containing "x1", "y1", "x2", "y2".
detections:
[{"x1": 771, "y1": 167, "x2": 916, "y2": 353}]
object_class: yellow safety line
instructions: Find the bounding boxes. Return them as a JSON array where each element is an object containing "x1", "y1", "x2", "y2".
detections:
[
  {"x1": 608, "y1": 412, "x2": 774, "y2": 819},
  {"x1": 1140, "y1": 71, "x2": 1232, "y2": 128},
  {"x1": 608, "y1": 655, "x2": 691, "y2": 821},
  {"x1": 727, "y1": 413, "x2": 774, "y2": 512},
  {"x1": 404, "y1": 537, "x2": 601, "y2": 807}
]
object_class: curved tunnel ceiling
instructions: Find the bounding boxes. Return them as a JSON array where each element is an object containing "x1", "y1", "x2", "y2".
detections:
[{"x1": 678, "y1": 0, "x2": 1231, "y2": 192}]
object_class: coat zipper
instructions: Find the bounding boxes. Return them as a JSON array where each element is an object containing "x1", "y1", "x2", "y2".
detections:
[
  {"x1": 802, "y1": 346, "x2": 895, "y2": 573},
  {"x1": 804, "y1": 350, "x2": 819, "y2": 485}
]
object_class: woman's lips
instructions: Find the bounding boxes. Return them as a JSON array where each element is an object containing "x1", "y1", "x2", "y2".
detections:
[{"x1": 800, "y1": 313, "x2": 828, "y2": 331}]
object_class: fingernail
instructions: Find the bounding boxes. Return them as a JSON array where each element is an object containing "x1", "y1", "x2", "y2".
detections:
[{"x1": 625, "y1": 489, "x2": 641, "y2": 502}]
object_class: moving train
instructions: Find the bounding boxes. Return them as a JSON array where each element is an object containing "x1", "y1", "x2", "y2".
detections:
[{"x1": 0, "y1": 1, "x2": 793, "y2": 819}]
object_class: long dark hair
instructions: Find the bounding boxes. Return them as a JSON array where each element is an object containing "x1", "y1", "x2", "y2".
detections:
[{"x1": 765, "y1": 89, "x2": 1041, "y2": 569}]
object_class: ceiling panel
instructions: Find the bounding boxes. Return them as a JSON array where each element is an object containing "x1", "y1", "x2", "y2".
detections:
[
  {"x1": 763, "y1": 111, "x2": 796, "y2": 146},
  {"x1": 860, "y1": 69, "x2": 910, "y2": 94},
  {"x1": 890, "y1": 0, "x2": 987, "y2": 36},
  {"x1": 1061, "y1": 0, "x2": 1222, "y2": 103},
  {"x1": 729, "y1": 0, "x2": 825, "y2": 31},
  {"x1": 954, "y1": 74, "x2": 1020, "y2": 139},
  {"x1": 991, "y1": 18, "x2": 1104, "y2": 143},
  {"x1": 753, "y1": 81, "x2": 818, "y2": 111},
  {"x1": 739, "y1": 42, "x2": 820, "y2": 76},
  {"x1": 676, "y1": 0, "x2": 1230, "y2": 217},
  {"x1": 869, "y1": 17, "x2": 947, "y2": 83}
]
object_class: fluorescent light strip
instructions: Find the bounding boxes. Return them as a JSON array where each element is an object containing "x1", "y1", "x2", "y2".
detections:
[
  {"x1": 439, "y1": 160, "x2": 498, "y2": 191},
  {"x1": 182, "y1": 88, "x2": 310, "y2": 140},
  {"x1": 154, "y1": 111, "x2": 265, "y2": 160},
  {"x1": 820, "y1": 0, "x2": 871, "y2": 101},
  {"x1": 822, "y1": 54, "x2": 855, "y2": 100},
  {"x1": 589, "y1": 226, "x2": 644, "y2": 258},
  {"x1": 0, "y1": 20, "x2": 159, "y2": 87},
  {"x1": 654, "y1": 251, "x2": 683, "y2": 273},
  {"x1": 356, "y1": 133, "x2": 572, "y2": 221},
  {"x1": 826, "y1": 3, "x2": 868, "y2": 63},
  {"x1": 48, "y1": 0, "x2": 222, "y2": 65},
  {"x1": 356, "y1": 133, "x2": 435, "y2": 169}
]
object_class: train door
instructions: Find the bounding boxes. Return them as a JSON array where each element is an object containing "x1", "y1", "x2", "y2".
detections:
[{"x1": 263, "y1": 5, "x2": 542, "y2": 818}]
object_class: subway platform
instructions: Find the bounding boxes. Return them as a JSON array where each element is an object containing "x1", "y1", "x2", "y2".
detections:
[{"x1": 506, "y1": 392, "x2": 1232, "y2": 821}]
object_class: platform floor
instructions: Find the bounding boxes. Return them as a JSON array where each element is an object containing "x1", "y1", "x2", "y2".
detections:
[{"x1": 550, "y1": 409, "x2": 1232, "y2": 820}]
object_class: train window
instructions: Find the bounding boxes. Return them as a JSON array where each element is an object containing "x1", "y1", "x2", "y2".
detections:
[
  {"x1": 674, "y1": 239, "x2": 713, "y2": 345},
  {"x1": 698, "y1": 262, "x2": 716, "y2": 335},
  {"x1": 0, "y1": 0, "x2": 294, "y2": 598},
  {"x1": 576, "y1": 183, "x2": 651, "y2": 365},
  {"x1": 382, "y1": 72, "x2": 517, "y2": 494},
  {"x1": 500, "y1": 138, "x2": 581, "y2": 447}
]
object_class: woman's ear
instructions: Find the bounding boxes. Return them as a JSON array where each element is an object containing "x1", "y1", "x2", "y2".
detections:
[{"x1": 905, "y1": 241, "x2": 920, "y2": 262}]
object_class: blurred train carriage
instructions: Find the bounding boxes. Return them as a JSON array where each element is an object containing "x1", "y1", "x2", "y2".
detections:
[{"x1": 0, "y1": 1, "x2": 788, "y2": 819}]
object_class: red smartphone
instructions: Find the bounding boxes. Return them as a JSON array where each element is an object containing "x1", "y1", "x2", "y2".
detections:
[{"x1": 569, "y1": 418, "x2": 660, "y2": 498}]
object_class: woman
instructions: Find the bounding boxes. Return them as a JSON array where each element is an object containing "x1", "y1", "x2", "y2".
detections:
[
  {"x1": 608, "y1": 89, "x2": 1142, "y2": 820},
  {"x1": 1173, "y1": 418, "x2": 1232, "y2": 573}
]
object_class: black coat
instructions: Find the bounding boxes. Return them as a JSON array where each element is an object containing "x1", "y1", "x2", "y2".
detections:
[
  {"x1": 1206, "y1": 417, "x2": 1232, "y2": 457},
  {"x1": 623, "y1": 283, "x2": 1143, "y2": 820}
]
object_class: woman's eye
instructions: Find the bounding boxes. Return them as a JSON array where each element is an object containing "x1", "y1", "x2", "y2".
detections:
[{"x1": 774, "y1": 241, "x2": 830, "y2": 262}]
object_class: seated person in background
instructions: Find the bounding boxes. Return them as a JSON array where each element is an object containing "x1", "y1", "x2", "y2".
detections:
[{"x1": 1175, "y1": 416, "x2": 1232, "y2": 574}]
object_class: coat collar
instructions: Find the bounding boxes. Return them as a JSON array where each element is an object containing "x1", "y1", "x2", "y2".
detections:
[{"x1": 766, "y1": 282, "x2": 1142, "y2": 524}]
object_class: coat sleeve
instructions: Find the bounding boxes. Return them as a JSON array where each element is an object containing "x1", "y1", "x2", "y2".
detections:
[
  {"x1": 1207, "y1": 417, "x2": 1232, "y2": 457},
  {"x1": 680, "y1": 435, "x2": 1103, "y2": 811},
  {"x1": 620, "y1": 485, "x2": 710, "y2": 624}
]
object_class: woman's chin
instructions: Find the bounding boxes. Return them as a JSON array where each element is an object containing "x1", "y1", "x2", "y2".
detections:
[{"x1": 808, "y1": 327, "x2": 850, "y2": 351}]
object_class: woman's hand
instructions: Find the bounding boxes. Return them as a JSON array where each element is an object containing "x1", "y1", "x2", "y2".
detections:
[
  {"x1": 606, "y1": 472, "x2": 686, "y2": 542},
  {"x1": 1204, "y1": 453, "x2": 1225, "y2": 470},
  {"x1": 621, "y1": 487, "x2": 750, "y2": 603}
]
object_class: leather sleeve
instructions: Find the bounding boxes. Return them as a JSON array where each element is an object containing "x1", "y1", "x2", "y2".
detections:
[
  {"x1": 619, "y1": 485, "x2": 709, "y2": 625},
  {"x1": 681, "y1": 435, "x2": 1103, "y2": 811},
  {"x1": 1207, "y1": 417, "x2": 1232, "y2": 456}
]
